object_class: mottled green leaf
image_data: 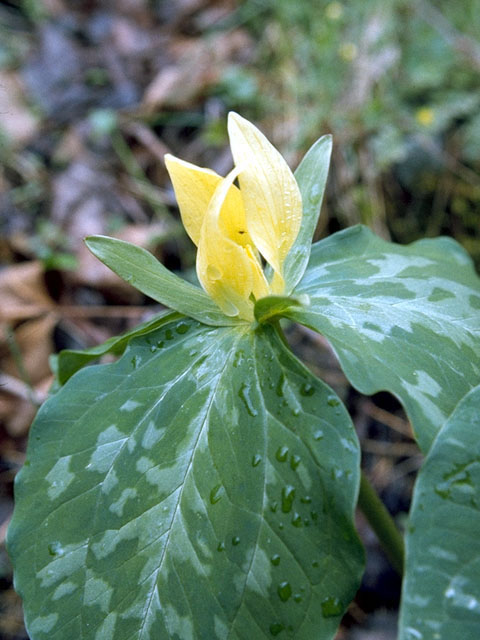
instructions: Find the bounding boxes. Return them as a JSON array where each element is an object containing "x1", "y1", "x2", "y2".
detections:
[
  {"x1": 52, "y1": 310, "x2": 179, "y2": 385},
  {"x1": 8, "y1": 318, "x2": 363, "y2": 640},
  {"x1": 85, "y1": 236, "x2": 238, "y2": 327},
  {"x1": 399, "y1": 385, "x2": 480, "y2": 640},
  {"x1": 287, "y1": 225, "x2": 480, "y2": 452},
  {"x1": 284, "y1": 134, "x2": 332, "y2": 292}
]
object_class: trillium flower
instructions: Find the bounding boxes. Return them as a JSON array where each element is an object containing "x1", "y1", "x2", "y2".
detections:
[{"x1": 165, "y1": 113, "x2": 302, "y2": 322}]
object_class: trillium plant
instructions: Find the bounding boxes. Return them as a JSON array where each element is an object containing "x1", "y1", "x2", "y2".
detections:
[{"x1": 8, "y1": 114, "x2": 480, "y2": 640}]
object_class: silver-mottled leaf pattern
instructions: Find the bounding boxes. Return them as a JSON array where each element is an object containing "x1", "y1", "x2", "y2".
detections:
[
  {"x1": 8, "y1": 317, "x2": 363, "y2": 640},
  {"x1": 287, "y1": 225, "x2": 480, "y2": 452},
  {"x1": 399, "y1": 385, "x2": 480, "y2": 640}
]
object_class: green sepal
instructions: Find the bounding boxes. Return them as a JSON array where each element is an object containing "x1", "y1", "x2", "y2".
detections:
[
  {"x1": 254, "y1": 293, "x2": 310, "y2": 324},
  {"x1": 284, "y1": 134, "x2": 332, "y2": 293},
  {"x1": 85, "y1": 236, "x2": 240, "y2": 326},
  {"x1": 52, "y1": 310, "x2": 180, "y2": 386}
]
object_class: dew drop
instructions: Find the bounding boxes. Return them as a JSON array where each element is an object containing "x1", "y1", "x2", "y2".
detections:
[
  {"x1": 300, "y1": 495, "x2": 312, "y2": 504},
  {"x1": 327, "y1": 395, "x2": 340, "y2": 407},
  {"x1": 300, "y1": 383, "x2": 315, "y2": 397},
  {"x1": 150, "y1": 345, "x2": 157, "y2": 353},
  {"x1": 217, "y1": 541, "x2": 226, "y2": 552},
  {"x1": 321, "y1": 596, "x2": 344, "y2": 618},
  {"x1": 175, "y1": 322, "x2": 190, "y2": 335},
  {"x1": 48, "y1": 541, "x2": 64, "y2": 557},
  {"x1": 270, "y1": 501, "x2": 278, "y2": 513},
  {"x1": 281, "y1": 485, "x2": 295, "y2": 513},
  {"x1": 269, "y1": 622, "x2": 285, "y2": 636},
  {"x1": 209, "y1": 484, "x2": 224, "y2": 505},
  {"x1": 232, "y1": 536, "x2": 241, "y2": 546},
  {"x1": 294, "y1": 594, "x2": 303, "y2": 603},
  {"x1": 276, "y1": 446, "x2": 289, "y2": 463},
  {"x1": 251, "y1": 454, "x2": 262, "y2": 467},
  {"x1": 277, "y1": 581, "x2": 292, "y2": 602},
  {"x1": 291, "y1": 512, "x2": 302, "y2": 528},
  {"x1": 271, "y1": 554, "x2": 281, "y2": 566},
  {"x1": 238, "y1": 383, "x2": 258, "y2": 417},
  {"x1": 314, "y1": 430, "x2": 324, "y2": 441},
  {"x1": 233, "y1": 350, "x2": 245, "y2": 368},
  {"x1": 276, "y1": 373, "x2": 285, "y2": 397},
  {"x1": 157, "y1": 340, "x2": 164, "y2": 348},
  {"x1": 312, "y1": 560, "x2": 320, "y2": 568},
  {"x1": 131, "y1": 355, "x2": 141, "y2": 369},
  {"x1": 290, "y1": 454, "x2": 301, "y2": 471},
  {"x1": 165, "y1": 329, "x2": 174, "y2": 340},
  {"x1": 207, "y1": 265, "x2": 222, "y2": 281}
]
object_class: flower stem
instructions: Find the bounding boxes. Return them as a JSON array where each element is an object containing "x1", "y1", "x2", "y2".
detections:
[{"x1": 358, "y1": 471, "x2": 405, "y2": 576}]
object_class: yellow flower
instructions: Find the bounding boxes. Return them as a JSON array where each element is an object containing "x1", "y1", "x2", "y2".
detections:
[
  {"x1": 416, "y1": 107, "x2": 435, "y2": 127},
  {"x1": 165, "y1": 113, "x2": 302, "y2": 321}
]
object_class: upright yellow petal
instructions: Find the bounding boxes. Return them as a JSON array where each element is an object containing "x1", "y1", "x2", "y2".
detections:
[
  {"x1": 164, "y1": 155, "x2": 220, "y2": 245},
  {"x1": 197, "y1": 167, "x2": 269, "y2": 321},
  {"x1": 227, "y1": 112, "x2": 302, "y2": 286},
  {"x1": 165, "y1": 154, "x2": 254, "y2": 249}
]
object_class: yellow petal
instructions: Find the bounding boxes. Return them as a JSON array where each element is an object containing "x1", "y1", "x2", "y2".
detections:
[
  {"x1": 227, "y1": 112, "x2": 302, "y2": 286},
  {"x1": 164, "y1": 154, "x2": 221, "y2": 245},
  {"x1": 197, "y1": 166, "x2": 269, "y2": 321},
  {"x1": 164, "y1": 154, "x2": 255, "y2": 250}
]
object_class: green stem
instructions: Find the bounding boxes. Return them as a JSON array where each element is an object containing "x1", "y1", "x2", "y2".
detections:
[{"x1": 358, "y1": 471, "x2": 405, "y2": 576}]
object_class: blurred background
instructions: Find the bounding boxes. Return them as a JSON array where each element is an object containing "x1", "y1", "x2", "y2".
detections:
[{"x1": 1, "y1": 0, "x2": 479, "y2": 638}]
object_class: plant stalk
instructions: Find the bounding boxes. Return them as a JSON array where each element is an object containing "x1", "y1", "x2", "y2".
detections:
[{"x1": 358, "y1": 471, "x2": 405, "y2": 576}]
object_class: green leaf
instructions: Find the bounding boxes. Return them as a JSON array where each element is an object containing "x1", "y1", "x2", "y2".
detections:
[
  {"x1": 8, "y1": 318, "x2": 363, "y2": 640},
  {"x1": 287, "y1": 225, "x2": 480, "y2": 453},
  {"x1": 284, "y1": 134, "x2": 332, "y2": 293},
  {"x1": 398, "y1": 385, "x2": 480, "y2": 640},
  {"x1": 53, "y1": 310, "x2": 180, "y2": 385},
  {"x1": 85, "y1": 236, "x2": 239, "y2": 327}
]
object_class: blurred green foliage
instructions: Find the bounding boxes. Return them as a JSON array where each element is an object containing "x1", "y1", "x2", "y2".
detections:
[{"x1": 212, "y1": 0, "x2": 480, "y2": 264}]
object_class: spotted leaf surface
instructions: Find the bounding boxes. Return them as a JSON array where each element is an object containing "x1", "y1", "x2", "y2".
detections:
[
  {"x1": 399, "y1": 385, "x2": 480, "y2": 640},
  {"x1": 287, "y1": 225, "x2": 480, "y2": 453},
  {"x1": 8, "y1": 317, "x2": 364, "y2": 640}
]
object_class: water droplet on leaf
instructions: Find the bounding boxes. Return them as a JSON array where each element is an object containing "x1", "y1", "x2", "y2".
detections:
[
  {"x1": 270, "y1": 622, "x2": 285, "y2": 636},
  {"x1": 321, "y1": 596, "x2": 343, "y2": 618},
  {"x1": 276, "y1": 446, "x2": 289, "y2": 462},
  {"x1": 281, "y1": 485, "x2": 295, "y2": 513},
  {"x1": 271, "y1": 554, "x2": 281, "y2": 566},
  {"x1": 232, "y1": 536, "x2": 241, "y2": 546},
  {"x1": 210, "y1": 485, "x2": 224, "y2": 504},
  {"x1": 291, "y1": 512, "x2": 302, "y2": 527},
  {"x1": 290, "y1": 454, "x2": 301, "y2": 471},
  {"x1": 277, "y1": 581, "x2": 292, "y2": 602},
  {"x1": 176, "y1": 322, "x2": 190, "y2": 335},
  {"x1": 251, "y1": 454, "x2": 262, "y2": 467},
  {"x1": 300, "y1": 383, "x2": 315, "y2": 397},
  {"x1": 238, "y1": 383, "x2": 258, "y2": 417},
  {"x1": 327, "y1": 395, "x2": 340, "y2": 407}
]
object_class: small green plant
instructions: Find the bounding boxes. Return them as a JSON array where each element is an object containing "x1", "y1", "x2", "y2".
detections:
[{"x1": 8, "y1": 114, "x2": 480, "y2": 639}]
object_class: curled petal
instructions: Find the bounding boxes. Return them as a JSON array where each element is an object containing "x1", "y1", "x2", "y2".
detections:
[
  {"x1": 227, "y1": 112, "x2": 302, "y2": 287},
  {"x1": 165, "y1": 155, "x2": 253, "y2": 249},
  {"x1": 197, "y1": 167, "x2": 269, "y2": 321}
]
